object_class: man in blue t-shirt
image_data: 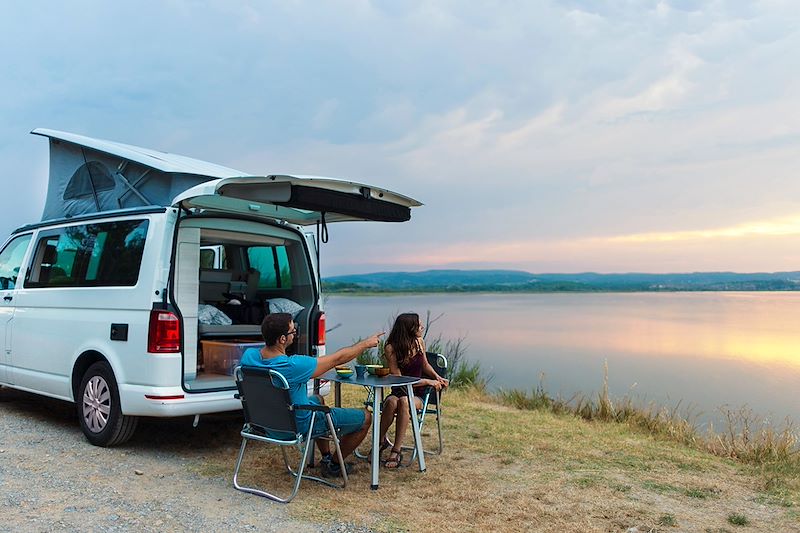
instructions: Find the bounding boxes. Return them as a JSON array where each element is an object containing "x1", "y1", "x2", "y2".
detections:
[{"x1": 240, "y1": 312, "x2": 383, "y2": 477}]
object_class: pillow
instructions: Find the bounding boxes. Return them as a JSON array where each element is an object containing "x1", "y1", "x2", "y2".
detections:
[
  {"x1": 198, "y1": 304, "x2": 233, "y2": 325},
  {"x1": 267, "y1": 298, "x2": 304, "y2": 319}
]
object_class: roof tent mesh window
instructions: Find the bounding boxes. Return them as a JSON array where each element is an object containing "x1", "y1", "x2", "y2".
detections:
[{"x1": 63, "y1": 161, "x2": 116, "y2": 200}]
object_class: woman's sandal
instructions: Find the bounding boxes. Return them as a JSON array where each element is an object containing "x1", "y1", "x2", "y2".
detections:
[
  {"x1": 367, "y1": 439, "x2": 392, "y2": 460},
  {"x1": 384, "y1": 448, "x2": 403, "y2": 469}
]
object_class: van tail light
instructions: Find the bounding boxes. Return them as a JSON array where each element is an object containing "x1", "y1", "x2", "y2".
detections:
[
  {"x1": 316, "y1": 312, "x2": 326, "y2": 346},
  {"x1": 148, "y1": 310, "x2": 182, "y2": 353}
]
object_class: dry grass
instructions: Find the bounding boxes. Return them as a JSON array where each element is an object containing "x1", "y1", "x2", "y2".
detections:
[
  {"x1": 708, "y1": 407, "x2": 798, "y2": 463},
  {"x1": 195, "y1": 386, "x2": 800, "y2": 532},
  {"x1": 499, "y1": 366, "x2": 798, "y2": 467}
]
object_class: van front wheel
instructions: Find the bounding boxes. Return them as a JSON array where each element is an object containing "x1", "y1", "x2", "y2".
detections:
[{"x1": 77, "y1": 362, "x2": 138, "y2": 446}]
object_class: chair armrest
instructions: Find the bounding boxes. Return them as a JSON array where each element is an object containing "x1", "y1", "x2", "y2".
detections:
[{"x1": 293, "y1": 403, "x2": 332, "y2": 414}]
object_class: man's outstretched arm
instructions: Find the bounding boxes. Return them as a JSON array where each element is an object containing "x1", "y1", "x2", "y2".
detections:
[{"x1": 311, "y1": 332, "x2": 384, "y2": 378}]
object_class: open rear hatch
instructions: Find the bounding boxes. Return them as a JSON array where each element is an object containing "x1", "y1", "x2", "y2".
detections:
[
  {"x1": 171, "y1": 175, "x2": 422, "y2": 225},
  {"x1": 173, "y1": 175, "x2": 421, "y2": 393}
]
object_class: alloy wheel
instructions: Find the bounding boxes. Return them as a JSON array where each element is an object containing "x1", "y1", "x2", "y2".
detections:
[{"x1": 82, "y1": 375, "x2": 111, "y2": 433}]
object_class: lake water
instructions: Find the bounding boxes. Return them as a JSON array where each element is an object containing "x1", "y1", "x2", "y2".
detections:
[{"x1": 324, "y1": 292, "x2": 800, "y2": 429}]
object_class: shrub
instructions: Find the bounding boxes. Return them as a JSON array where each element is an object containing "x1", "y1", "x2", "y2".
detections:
[
  {"x1": 727, "y1": 513, "x2": 749, "y2": 526},
  {"x1": 427, "y1": 335, "x2": 490, "y2": 390},
  {"x1": 708, "y1": 407, "x2": 798, "y2": 464},
  {"x1": 355, "y1": 338, "x2": 385, "y2": 366},
  {"x1": 658, "y1": 514, "x2": 677, "y2": 527}
]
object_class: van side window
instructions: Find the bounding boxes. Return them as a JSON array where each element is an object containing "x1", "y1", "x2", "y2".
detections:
[
  {"x1": 199, "y1": 245, "x2": 227, "y2": 270},
  {"x1": 0, "y1": 234, "x2": 32, "y2": 290},
  {"x1": 26, "y1": 220, "x2": 149, "y2": 288},
  {"x1": 199, "y1": 249, "x2": 216, "y2": 269},
  {"x1": 247, "y1": 245, "x2": 292, "y2": 289}
]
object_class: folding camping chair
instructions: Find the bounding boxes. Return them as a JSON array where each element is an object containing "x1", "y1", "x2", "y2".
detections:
[
  {"x1": 233, "y1": 366, "x2": 348, "y2": 503},
  {"x1": 400, "y1": 352, "x2": 448, "y2": 464}
]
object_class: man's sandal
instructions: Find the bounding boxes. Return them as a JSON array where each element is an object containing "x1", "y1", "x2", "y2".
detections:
[{"x1": 384, "y1": 448, "x2": 403, "y2": 469}]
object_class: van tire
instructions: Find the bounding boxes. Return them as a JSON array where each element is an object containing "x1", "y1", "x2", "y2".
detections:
[{"x1": 77, "y1": 362, "x2": 139, "y2": 447}]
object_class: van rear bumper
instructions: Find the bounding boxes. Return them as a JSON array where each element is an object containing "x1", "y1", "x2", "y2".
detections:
[
  {"x1": 118, "y1": 379, "x2": 329, "y2": 417},
  {"x1": 119, "y1": 384, "x2": 242, "y2": 417}
]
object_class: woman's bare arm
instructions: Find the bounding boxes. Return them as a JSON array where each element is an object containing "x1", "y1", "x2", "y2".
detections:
[{"x1": 385, "y1": 343, "x2": 401, "y2": 376}]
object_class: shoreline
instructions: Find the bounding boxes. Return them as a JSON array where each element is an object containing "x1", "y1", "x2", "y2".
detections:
[{"x1": 325, "y1": 288, "x2": 800, "y2": 296}]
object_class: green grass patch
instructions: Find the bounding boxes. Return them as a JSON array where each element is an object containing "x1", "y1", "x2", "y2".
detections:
[
  {"x1": 727, "y1": 513, "x2": 749, "y2": 526},
  {"x1": 753, "y1": 490, "x2": 794, "y2": 508},
  {"x1": 642, "y1": 480, "x2": 682, "y2": 494},
  {"x1": 674, "y1": 460, "x2": 708, "y2": 472},
  {"x1": 685, "y1": 487, "x2": 719, "y2": 499},
  {"x1": 658, "y1": 513, "x2": 678, "y2": 527},
  {"x1": 573, "y1": 475, "x2": 602, "y2": 488},
  {"x1": 611, "y1": 483, "x2": 631, "y2": 493}
]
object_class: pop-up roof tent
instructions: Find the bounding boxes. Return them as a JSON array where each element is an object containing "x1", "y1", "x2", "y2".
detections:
[
  {"x1": 32, "y1": 129, "x2": 420, "y2": 225},
  {"x1": 33, "y1": 128, "x2": 253, "y2": 221}
]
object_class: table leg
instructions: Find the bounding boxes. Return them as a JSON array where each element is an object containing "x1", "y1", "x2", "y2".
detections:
[
  {"x1": 334, "y1": 381, "x2": 341, "y2": 407},
  {"x1": 406, "y1": 384, "x2": 426, "y2": 472},
  {"x1": 371, "y1": 385, "x2": 381, "y2": 490}
]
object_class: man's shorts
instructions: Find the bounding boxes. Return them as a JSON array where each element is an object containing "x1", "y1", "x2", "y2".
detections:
[{"x1": 306, "y1": 397, "x2": 366, "y2": 439}]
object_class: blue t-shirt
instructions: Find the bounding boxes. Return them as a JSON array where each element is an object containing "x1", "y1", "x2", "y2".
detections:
[{"x1": 240, "y1": 348, "x2": 318, "y2": 433}]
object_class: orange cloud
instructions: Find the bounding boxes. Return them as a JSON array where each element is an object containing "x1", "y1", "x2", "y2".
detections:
[
  {"x1": 368, "y1": 214, "x2": 800, "y2": 272},
  {"x1": 607, "y1": 215, "x2": 800, "y2": 243}
]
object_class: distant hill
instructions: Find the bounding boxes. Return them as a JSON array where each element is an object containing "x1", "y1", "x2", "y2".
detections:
[{"x1": 323, "y1": 269, "x2": 800, "y2": 293}]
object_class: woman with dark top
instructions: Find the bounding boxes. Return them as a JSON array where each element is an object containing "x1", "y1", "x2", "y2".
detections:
[{"x1": 377, "y1": 313, "x2": 449, "y2": 468}]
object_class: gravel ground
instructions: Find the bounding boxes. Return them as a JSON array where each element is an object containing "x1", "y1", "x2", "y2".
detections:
[{"x1": 0, "y1": 386, "x2": 375, "y2": 533}]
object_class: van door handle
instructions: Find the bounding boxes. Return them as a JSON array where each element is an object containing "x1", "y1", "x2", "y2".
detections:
[{"x1": 3, "y1": 295, "x2": 12, "y2": 302}]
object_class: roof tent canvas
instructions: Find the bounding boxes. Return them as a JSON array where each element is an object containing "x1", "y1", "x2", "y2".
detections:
[{"x1": 33, "y1": 129, "x2": 250, "y2": 221}]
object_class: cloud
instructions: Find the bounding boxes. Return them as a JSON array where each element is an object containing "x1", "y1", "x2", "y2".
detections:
[
  {"x1": 609, "y1": 215, "x2": 800, "y2": 243},
  {"x1": 1, "y1": 1, "x2": 799, "y2": 275}
]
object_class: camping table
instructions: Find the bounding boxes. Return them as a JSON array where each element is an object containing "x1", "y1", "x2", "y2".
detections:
[{"x1": 321, "y1": 371, "x2": 426, "y2": 490}]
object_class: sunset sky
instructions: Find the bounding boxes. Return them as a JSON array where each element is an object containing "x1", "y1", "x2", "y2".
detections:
[{"x1": 1, "y1": 1, "x2": 799, "y2": 276}]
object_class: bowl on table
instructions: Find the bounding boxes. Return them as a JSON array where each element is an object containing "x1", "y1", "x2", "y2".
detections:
[
  {"x1": 335, "y1": 367, "x2": 354, "y2": 379},
  {"x1": 374, "y1": 367, "x2": 390, "y2": 377},
  {"x1": 365, "y1": 364, "x2": 383, "y2": 375}
]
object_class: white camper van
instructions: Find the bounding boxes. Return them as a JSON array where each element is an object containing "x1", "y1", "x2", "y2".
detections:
[{"x1": 0, "y1": 129, "x2": 420, "y2": 446}]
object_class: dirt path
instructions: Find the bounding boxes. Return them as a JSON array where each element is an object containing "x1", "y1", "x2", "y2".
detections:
[{"x1": 0, "y1": 386, "x2": 368, "y2": 533}]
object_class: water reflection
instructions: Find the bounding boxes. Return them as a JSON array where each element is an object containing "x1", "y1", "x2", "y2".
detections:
[{"x1": 325, "y1": 292, "x2": 800, "y2": 426}]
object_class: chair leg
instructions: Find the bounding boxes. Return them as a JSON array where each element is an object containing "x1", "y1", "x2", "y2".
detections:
[
  {"x1": 233, "y1": 435, "x2": 307, "y2": 504},
  {"x1": 232, "y1": 437, "x2": 249, "y2": 492},
  {"x1": 428, "y1": 390, "x2": 444, "y2": 455},
  {"x1": 326, "y1": 413, "x2": 348, "y2": 486},
  {"x1": 405, "y1": 410, "x2": 426, "y2": 466},
  {"x1": 404, "y1": 391, "x2": 444, "y2": 464},
  {"x1": 284, "y1": 413, "x2": 346, "y2": 490},
  {"x1": 234, "y1": 415, "x2": 344, "y2": 503},
  {"x1": 307, "y1": 437, "x2": 316, "y2": 467}
]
